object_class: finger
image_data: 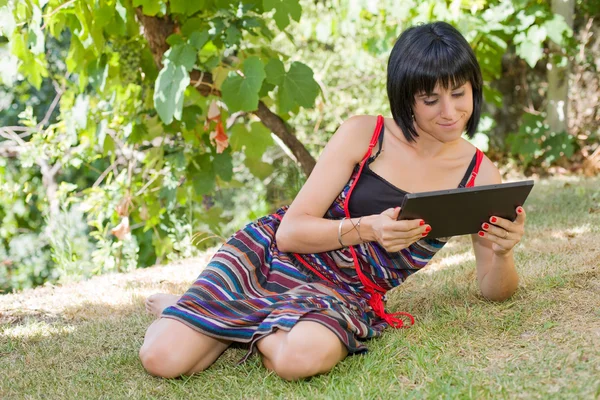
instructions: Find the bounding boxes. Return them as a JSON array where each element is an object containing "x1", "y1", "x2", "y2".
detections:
[
  {"x1": 488, "y1": 215, "x2": 512, "y2": 230},
  {"x1": 386, "y1": 229, "x2": 429, "y2": 246},
  {"x1": 382, "y1": 207, "x2": 401, "y2": 220},
  {"x1": 393, "y1": 218, "x2": 428, "y2": 232},
  {"x1": 481, "y1": 222, "x2": 510, "y2": 239},
  {"x1": 515, "y1": 206, "x2": 526, "y2": 225},
  {"x1": 477, "y1": 230, "x2": 513, "y2": 246}
]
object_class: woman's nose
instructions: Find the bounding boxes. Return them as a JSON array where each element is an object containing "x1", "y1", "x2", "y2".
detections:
[{"x1": 439, "y1": 98, "x2": 456, "y2": 119}]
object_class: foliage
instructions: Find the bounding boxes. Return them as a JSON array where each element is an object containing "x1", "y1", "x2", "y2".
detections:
[{"x1": 0, "y1": 0, "x2": 597, "y2": 291}]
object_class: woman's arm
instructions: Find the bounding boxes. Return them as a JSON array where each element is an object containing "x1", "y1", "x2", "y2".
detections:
[
  {"x1": 471, "y1": 156, "x2": 525, "y2": 301},
  {"x1": 276, "y1": 115, "x2": 428, "y2": 254}
]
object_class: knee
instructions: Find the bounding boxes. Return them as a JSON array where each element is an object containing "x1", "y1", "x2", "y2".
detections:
[
  {"x1": 270, "y1": 341, "x2": 338, "y2": 381},
  {"x1": 139, "y1": 343, "x2": 185, "y2": 379}
]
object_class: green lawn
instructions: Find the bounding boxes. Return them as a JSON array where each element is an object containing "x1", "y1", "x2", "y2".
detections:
[{"x1": 1, "y1": 176, "x2": 599, "y2": 399}]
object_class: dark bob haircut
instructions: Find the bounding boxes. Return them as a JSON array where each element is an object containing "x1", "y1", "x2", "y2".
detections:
[{"x1": 387, "y1": 21, "x2": 483, "y2": 142}]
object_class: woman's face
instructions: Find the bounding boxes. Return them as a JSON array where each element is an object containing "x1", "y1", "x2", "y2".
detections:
[{"x1": 412, "y1": 81, "x2": 473, "y2": 142}]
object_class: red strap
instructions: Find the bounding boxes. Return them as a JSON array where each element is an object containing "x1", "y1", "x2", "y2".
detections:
[
  {"x1": 277, "y1": 116, "x2": 414, "y2": 329},
  {"x1": 343, "y1": 115, "x2": 414, "y2": 328},
  {"x1": 466, "y1": 149, "x2": 484, "y2": 188}
]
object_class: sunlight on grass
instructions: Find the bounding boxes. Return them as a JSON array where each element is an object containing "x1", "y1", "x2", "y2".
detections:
[
  {"x1": 423, "y1": 251, "x2": 475, "y2": 274},
  {"x1": 3, "y1": 322, "x2": 76, "y2": 339},
  {"x1": 549, "y1": 224, "x2": 593, "y2": 239},
  {"x1": 1, "y1": 177, "x2": 600, "y2": 399}
]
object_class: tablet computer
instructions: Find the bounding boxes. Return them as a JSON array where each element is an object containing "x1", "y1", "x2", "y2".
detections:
[{"x1": 398, "y1": 180, "x2": 534, "y2": 239}]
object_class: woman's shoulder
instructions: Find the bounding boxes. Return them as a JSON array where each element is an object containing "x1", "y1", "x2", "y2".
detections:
[
  {"x1": 329, "y1": 114, "x2": 381, "y2": 152},
  {"x1": 463, "y1": 141, "x2": 502, "y2": 186},
  {"x1": 338, "y1": 114, "x2": 380, "y2": 136}
]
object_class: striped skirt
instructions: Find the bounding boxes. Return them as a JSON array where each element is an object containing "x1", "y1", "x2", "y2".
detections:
[{"x1": 161, "y1": 209, "x2": 388, "y2": 362}]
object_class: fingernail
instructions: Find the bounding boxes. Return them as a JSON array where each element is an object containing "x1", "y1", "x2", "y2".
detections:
[
  {"x1": 419, "y1": 220, "x2": 425, "y2": 226},
  {"x1": 491, "y1": 217, "x2": 497, "y2": 223},
  {"x1": 422, "y1": 232, "x2": 428, "y2": 236},
  {"x1": 482, "y1": 223, "x2": 489, "y2": 230},
  {"x1": 517, "y1": 208, "x2": 523, "y2": 214},
  {"x1": 478, "y1": 231, "x2": 485, "y2": 237},
  {"x1": 425, "y1": 226, "x2": 431, "y2": 233}
]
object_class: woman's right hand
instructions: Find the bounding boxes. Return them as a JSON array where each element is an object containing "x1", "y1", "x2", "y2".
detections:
[{"x1": 368, "y1": 207, "x2": 431, "y2": 252}]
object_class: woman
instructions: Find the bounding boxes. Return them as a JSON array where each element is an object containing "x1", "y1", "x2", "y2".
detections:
[{"x1": 139, "y1": 21, "x2": 525, "y2": 381}]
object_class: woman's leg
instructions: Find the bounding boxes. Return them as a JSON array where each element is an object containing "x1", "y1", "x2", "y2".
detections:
[
  {"x1": 256, "y1": 321, "x2": 348, "y2": 381},
  {"x1": 139, "y1": 318, "x2": 231, "y2": 378}
]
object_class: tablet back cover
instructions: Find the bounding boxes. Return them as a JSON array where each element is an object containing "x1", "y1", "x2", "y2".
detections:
[{"x1": 399, "y1": 181, "x2": 534, "y2": 239}]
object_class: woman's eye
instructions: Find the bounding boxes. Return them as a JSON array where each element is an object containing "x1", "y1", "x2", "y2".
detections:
[
  {"x1": 452, "y1": 91, "x2": 465, "y2": 97},
  {"x1": 423, "y1": 99, "x2": 437, "y2": 106}
]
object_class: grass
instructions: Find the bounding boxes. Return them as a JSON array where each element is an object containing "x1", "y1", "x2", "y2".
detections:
[{"x1": 1, "y1": 176, "x2": 600, "y2": 399}]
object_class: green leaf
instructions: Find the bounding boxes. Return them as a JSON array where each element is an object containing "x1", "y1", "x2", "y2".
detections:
[
  {"x1": 88, "y1": 55, "x2": 109, "y2": 92},
  {"x1": 213, "y1": 151, "x2": 233, "y2": 181},
  {"x1": 221, "y1": 56, "x2": 266, "y2": 112},
  {"x1": 264, "y1": 58, "x2": 285, "y2": 85},
  {"x1": 279, "y1": 61, "x2": 319, "y2": 112},
  {"x1": 229, "y1": 122, "x2": 273, "y2": 158},
  {"x1": 132, "y1": 0, "x2": 165, "y2": 16},
  {"x1": 516, "y1": 40, "x2": 543, "y2": 68},
  {"x1": 544, "y1": 15, "x2": 571, "y2": 45},
  {"x1": 27, "y1": 6, "x2": 44, "y2": 55},
  {"x1": 181, "y1": 105, "x2": 203, "y2": 130},
  {"x1": 165, "y1": 43, "x2": 197, "y2": 71},
  {"x1": 170, "y1": 0, "x2": 205, "y2": 15},
  {"x1": 263, "y1": 0, "x2": 302, "y2": 31},
  {"x1": 516, "y1": 10, "x2": 536, "y2": 31},
  {"x1": 245, "y1": 157, "x2": 274, "y2": 179},
  {"x1": 154, "y1": 62, "x2": 190, "y2": 124},
  {"x1": 21, "y1": 56, "x2": 48, "y2": 90},
  {"x1": 166, "y1": 34, "x2": 184, "y2": 46},
  {"x1": 189, "y1": 31, "x2": 210, "y2": 50},
  {"x1": 129, "y1": 123, "x2": 149, "y2": 144},
  {"x1": 225, "y1": 24, "x2": 241, "y2": 45},
  {"x1": 188, "y1": 154, "x2": 215, "y2": 195},
  {"x1": 0, "y1": 4, "x2": 16, "y2": 38}
]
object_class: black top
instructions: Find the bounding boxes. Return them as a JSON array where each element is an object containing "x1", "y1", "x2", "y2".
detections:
[{"x1": 347, "y1": 123, "x2": 479, "y2": 218}]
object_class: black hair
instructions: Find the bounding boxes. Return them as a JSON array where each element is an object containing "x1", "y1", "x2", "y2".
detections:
[{"x1": 387, "y1": 21, "x2": 483, "y2": 142}]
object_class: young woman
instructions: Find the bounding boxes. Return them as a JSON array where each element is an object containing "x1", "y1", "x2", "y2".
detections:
[{"x1": 139, "y1": 21, "x2": 525, "y2": 381}]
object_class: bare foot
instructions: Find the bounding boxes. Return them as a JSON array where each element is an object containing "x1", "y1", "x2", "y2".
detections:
[{"x1": 145, "y1": 293, "x2": 180, "y2": 318}]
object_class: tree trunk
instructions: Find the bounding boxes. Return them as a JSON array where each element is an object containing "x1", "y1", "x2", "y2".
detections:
[
  {"x1": 547, "y1": 0, "x2": 575, "y2": 134},
  {"x1": 135, "y1": 11, "x2": 317, "y2": 176}
]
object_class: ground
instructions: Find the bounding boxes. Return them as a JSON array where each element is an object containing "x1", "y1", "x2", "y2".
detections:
[{"x1": 1, "y1": 176, "x2": 599, "y2": 399}]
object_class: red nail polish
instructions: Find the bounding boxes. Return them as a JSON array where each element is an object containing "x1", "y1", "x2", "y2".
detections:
[
  {"x1": 483, "y1": 223, "x2": 489, "y2": 230},
  {"x1": 422, "y1": 232, "x2": 428, "y2": 236},
  {"x1": 478, "y1": 231, "x2": 485, "y2": 237},
  {"x1": 491, "y1": 217, "x2": 497, "y2": 223},
  {"x1": 425, "y1": 226, "x2": 431, "y2": 233},
  {"x1": 419, "y1": 220, "x2": 425, "y2": 226},
  {"x1": 517, "y1": 208, "x2": 523, "y2": 214}
]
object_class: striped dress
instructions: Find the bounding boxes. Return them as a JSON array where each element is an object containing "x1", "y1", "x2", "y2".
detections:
[{"x1": 162, "y1": 116, "x2": 482, "y2": 362}]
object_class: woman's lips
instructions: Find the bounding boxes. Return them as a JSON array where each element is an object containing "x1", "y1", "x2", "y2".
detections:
[{"x1": 438, "y1": 120, "x2": 458, "y2": 128}]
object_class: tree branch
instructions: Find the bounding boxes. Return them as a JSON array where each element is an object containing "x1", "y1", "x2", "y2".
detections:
[{"x1": 135, "y1": 10, "x2": 316, "y2": 176}]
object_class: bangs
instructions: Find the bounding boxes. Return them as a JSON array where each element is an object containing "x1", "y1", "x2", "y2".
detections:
[{"x1": 408, "y1": 41, "x2": 474, "y2": 100}]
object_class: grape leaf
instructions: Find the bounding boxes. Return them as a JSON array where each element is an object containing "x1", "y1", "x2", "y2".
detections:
[
  {"x1": 132, "y1": 0, "x2": 165, "y2": 16},
  {"x1": 154, "y1": 61, "x2": 190, "y2": 124},
  {"x1": 264, "y1": 58, "x2": 285, "y2": 85},
  {"x1": 229, "y1": 122, "x2": 273, "y2": 159},
  {"x1": 263, "y1": 0, "x2": 301, "y2": 30},
  {"x1": 165, "y1": 43, "x2": 197, "y2": 71},
  {"x1": 279, "y1": 61, "x2": 319, "y2": 112},
  {"x1": 221, "y1": 56, "x2": 266, "y2": 112}
]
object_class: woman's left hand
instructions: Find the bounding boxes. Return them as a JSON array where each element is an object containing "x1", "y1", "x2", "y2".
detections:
[{"x1": 478, "y1": 206, "x2": 526, "y2": 255}]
